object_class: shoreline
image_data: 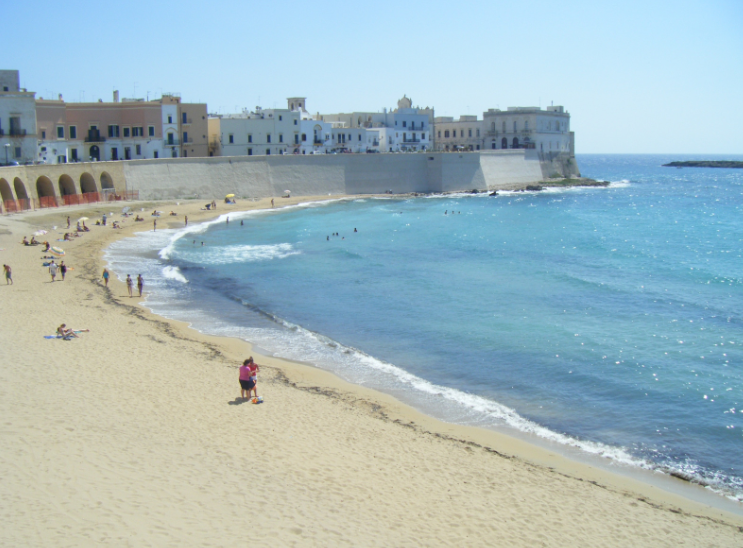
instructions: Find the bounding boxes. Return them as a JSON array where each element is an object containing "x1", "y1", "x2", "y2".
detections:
[{"x1": 2, "y1": 197, "x2": 742, "y2": 545}]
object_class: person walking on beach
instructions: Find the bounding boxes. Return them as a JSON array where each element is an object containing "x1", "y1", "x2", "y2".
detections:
[
  {"x1": 49, "y1": 260, "x2": 58, "y2": 282},
  {"x1": 153, "y1": 219, "x2": 157, "y2": 232},
  {"x1": 137, "y1": 274, "x2": 144, "y2": 297},
  {"x1": 126, "y1": 274, "x2": 133, "y2": 297},
  {"x1": 59, "y1": 261, "x2": 67, "y2": 281},
  {"x1": 245, "y1": 357, "x2": 260, "y2": 401},
  {"x1": 185, "y1": 215, "x2": 188, "y2": 227},
  {"x1": 102, "y1": 268, "x2": 110, "y2": 287},
  {"x1": 3, "y1": 264, "x2": 12, "y2": 285}
]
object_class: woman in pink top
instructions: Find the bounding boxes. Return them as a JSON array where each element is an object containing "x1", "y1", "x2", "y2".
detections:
[{"x1": 240, "y1": 357, "x2": 257, "y2": 398}]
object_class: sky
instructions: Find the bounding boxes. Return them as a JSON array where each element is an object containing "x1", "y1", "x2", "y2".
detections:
[{"x1": 7, "y1": 0, "x2": 743, "y2": 154}]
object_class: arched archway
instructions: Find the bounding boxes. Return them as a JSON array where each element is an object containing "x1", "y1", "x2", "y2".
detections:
[
  {"x1": 501, "y1": 137, "x2": 507, "y2": 149},
  {"x1": 98, "y1": 172, "x2": 112, "y2": 190},
  {"x1": 81, "y1": 172, "x2": 98, "y2": 193},
  {"x1": 14, "y1": 178, "x2": 28, "y2": 200},
  {"x1": 89, "y1": 145, "x2": 100, "y2": 161},
  {"x1": 0, "y1": 178, "x2": 13, "y2": 202},
  {"x1": 36, "y1": 176, "x2": 57, "y2": 208},
  {"x1": 512, "y1": 137, "x2": 519, "y2": 148},
  {"x1": 59, "y1": 174, "x2": 77, "y2": 196}
]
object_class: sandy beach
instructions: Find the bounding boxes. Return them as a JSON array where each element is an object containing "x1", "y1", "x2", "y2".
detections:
[{"x1": 1, "y1": 197, "x2": 741, "y2": 547}]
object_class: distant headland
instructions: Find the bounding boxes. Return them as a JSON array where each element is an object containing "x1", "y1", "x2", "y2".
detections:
[{"x1": 662, "y1": 161, "x2": 743, "y2": 168}]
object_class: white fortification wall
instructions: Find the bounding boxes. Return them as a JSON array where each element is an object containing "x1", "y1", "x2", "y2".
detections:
[{"x1": 0, "y1": 150, "x2": 579, "y2": 203}]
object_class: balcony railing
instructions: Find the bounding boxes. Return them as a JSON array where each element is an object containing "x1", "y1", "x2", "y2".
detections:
[
  {"x1": 403, "y1": 138, "x2": 421, "y2": 143},
  {"x1": 182, "y1": 137, "x2": 193, "y2": 144},
  {"x1": 164, "y1": 138, "x2": 180, "y2": 146},
  {"x1": 9, "y1": 128, "x2": 27, "y2": 137},
  {"x1": 486, "y1": 130, "x2": 499, "y2": 137},
  {"x1": 182, "y1": 118, "x2": 193, "y2": 125},
  {"x1": 313, "y1": 139, "x2": 323, "y2": 145},
  {"x1": 84, "y1": 131, "x2": 105, "y2": 143}
]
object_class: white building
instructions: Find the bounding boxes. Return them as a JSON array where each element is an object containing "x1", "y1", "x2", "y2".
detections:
[
  {"x1": 212, "y1": 98, "x2": 333, "y2": 157},
  {"x1": 0, "y1": 70, "x2": 37, "y2": 165},
  {"x1": 320, "y1": 96, "x2": 433, "y2": 152},
  {"x1": 482, "y1": 106, "x2": 573, "y2": 155}
]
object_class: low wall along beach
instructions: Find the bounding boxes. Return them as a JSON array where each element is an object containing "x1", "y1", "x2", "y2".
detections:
[{"x1": 1, "y1": 149, "x2": 579, "y2": 208}]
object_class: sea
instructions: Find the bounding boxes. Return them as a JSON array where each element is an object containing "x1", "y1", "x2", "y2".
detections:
[{"x1": 105, "y1": 154, "x2": 743, "y2": 504}]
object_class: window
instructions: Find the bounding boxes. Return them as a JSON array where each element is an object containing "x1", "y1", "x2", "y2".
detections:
[
  {"x1": 229, "y1": 134, "x2": 234, "y2": 144},
  {"x1": 468, "y1": 129, "x2": 472, "y2": 138},
  {"x1": 183, "y1": 150, "x2": 188, "y2": 157},
  {"x1": 266, "y1": 149, "x2": 270, "y2": 155},
  {"x1": 402, "y1": 121, "x2": 407, "y2": 128},
  {"x1": 422, "y1": 133, "x2": 426, "y2": 140},
  {"x1": 248, "y1": 148, "x2": 253, "y2": 155},
  {"x1": 71, "y1": 148, "x2": 78, "y2": 161},
  {"x1": 525, "y1": 120, "x2": 529, "y2": 130},
  {"x1": 444, "y1": 130, "x2": 450, "y2": 138},
  {"x1": 69, "y1": 126, "x2": 77, "y2": 139},
  {"x1": 513, "y1": 121, "x2": 517, "y2": 132},
  {"x1": 136, "y1": 144, "x2": 141, "y2": 155},
  {"x1": 295, "y1": 134, "x2": 299, "y2": 144},
  {"x1": 294, "y1": 119, "x2": 297, "y2": 125},
  {"x1": 302, "y1": 134, "x2": 307, "y2": 142},
  {"x1": 168, "y1": 115, "x2": 173, "y2": 124},
  {"x1": 183, "y1": 132, "x2": 188, "y2": 143},
  {"x1": 57, "y1": 126, "x2": 64, "y2": 138},
  {"x1": 133, "y1": 127, "x2": 143, "y2": 137},
  {"x1": 111, "y1": 147, "x2": 118, "y2": 160},
  {"x1": 476, "y1": 129, "x2": 480, "y2": 137},
  {"x1": 123, "y1": 127, "x2": 130, "y2": 137},
  {"x1": 124, "y1": 147, "x2": 131, "y2": 160},
  {"x1": 267, "y1": 134, "x2": 271, "y2": 144},
  {"x1": 279, "y1": 134, "x2": 283, "y2": 143},
  {"x1": 502, "y1": 122, "x2": 506, "y2": 132},
  {"x1": 182, "y1": 112, "x2": 187, "y2": 124},
  {"x1": 41, "y1": 130, "x2": 46, "y2": 139},
  {"x1": 248, "y1": 134, "x2": 252, "y2": 143},
  {"x1": 167, "y1": 133, "x2": 174, "y2": 145},
  {"x1": 154, "y1": 151, "x2": 159, "y2": 158},
  {"x1": 358, "y1": 134, "x2": 361, "y2": 141},
  {"x1": 148, "y1": 126, "x2": 155, "y2": 137},
  {"x1": 279, "y1": 115, "x2": 283, "y2": 121}
]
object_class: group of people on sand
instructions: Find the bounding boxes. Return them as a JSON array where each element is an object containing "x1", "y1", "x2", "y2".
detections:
[{"x1": 239, "y1": 357, "x2": 260, "y2": 402}]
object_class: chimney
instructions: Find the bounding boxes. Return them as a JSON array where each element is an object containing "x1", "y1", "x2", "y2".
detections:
[
  {"x1": 113, "y1": 90, "x2": 119, "y2": 103},
  {"x1": 58, "y1": 93, "x2": 63, "y2": 101}
]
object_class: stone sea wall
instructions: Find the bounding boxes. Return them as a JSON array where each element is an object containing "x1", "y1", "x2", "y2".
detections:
[{"x1": 1, "y1": 149, "x2": 579, "y2": 203}]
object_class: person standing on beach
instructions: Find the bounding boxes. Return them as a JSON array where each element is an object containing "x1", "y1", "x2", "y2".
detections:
[
  {"x1": 59, "y1": 261, "x2": 67, "y2": 281},
  {"x1": 126, "y1": 274, "x2": 133, "y2": 297},
  {"x1": 153, "y1": 219, "x2": 157, "y2": 232},
  {"x1": 238, "y1": 359, "x2": 255, "y2": 400},
  {"x1": 185, "y1": 215, "x2": 188, "y2": 227},
  {"x1": 66, "y1": 216, "x2": 71, "y2": 229},
  {"x1": 3, "y1": 264, "x2": 12, "y2": 285},
  {"x1": 137, "y1": 274, "x2": 144, "y2": 297},
  {"x1": 246, "y1": 357, "x2": 260, "y2": 400},
  {"x1": 49, "y1": 260, "x2": 58, "y2": 282},
  {"x1": 271, "y1": 198, "x2": 274, "y2": 208},
  {"x1": 102, "y1": 268, "x2": 110, "y2": 287}
]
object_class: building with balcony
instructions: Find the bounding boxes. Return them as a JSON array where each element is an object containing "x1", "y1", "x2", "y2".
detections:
[
  {"x1": 0, "y1": 70, "x2": 37, "y2": 165},
  {"x1": 210, "y1": 98, "x2": 332, "y2": 157},
  {"x1": 433, "y1": 115, "x2": 482, "y2": 152},
  {"x1": 34, "y1": 90, "x2": 208, "y2": 164},
  {"x1": 482, "y1": 106, "x2": 572, "y2": 155},
  {"x1": 319, "y1": 96, "x2": 433, "y2": 152}
]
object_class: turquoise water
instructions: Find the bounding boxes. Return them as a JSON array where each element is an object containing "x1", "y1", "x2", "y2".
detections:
[{"x1": 106, "y1": 154, "x2": 743, "y2": 500}]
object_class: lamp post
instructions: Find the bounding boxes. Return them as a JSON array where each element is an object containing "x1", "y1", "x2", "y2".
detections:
[{"x1": 4, "y1": 143, "x2": 9, "y2": 165}]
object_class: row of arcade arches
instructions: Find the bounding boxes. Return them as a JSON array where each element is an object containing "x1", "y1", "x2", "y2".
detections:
[{"x1": 0, "y1": 171, "x2": 114, "y2": 208}]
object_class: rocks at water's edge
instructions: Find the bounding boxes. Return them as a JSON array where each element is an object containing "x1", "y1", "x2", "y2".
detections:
[{"x1": 662, "y1": 161, "x2": 743, "y2": 168}]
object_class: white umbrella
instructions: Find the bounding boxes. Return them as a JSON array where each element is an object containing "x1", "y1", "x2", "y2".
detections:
[
  {"x1": 283, "y1": 190, "x2": 291, "y2": 196},
  {"x1": 77, "y1": 216, "x2": 89, "y2": 222},
  {"x1": 34, "y1": 229, "x2": 48, "y2": 236}
]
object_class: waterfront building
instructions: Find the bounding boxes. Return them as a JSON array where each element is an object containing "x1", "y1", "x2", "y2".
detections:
[
  {"x1": 34, "y1": 90, "x2": 208, "y2": 164},
  {"x1": 482, "y1": 106, "x2": 573, "y2": 155},
  {"x1": 0, "y1": 70, "x2": 37, "y2": 165},
  {"x1": 433, "y1": 115, "x2": 482, "y2": 152},
  {"x1": 320, "y1": 96, "x2": 433, "y2": 152},
  {"x1": 210, "y1": 98, "x2": 333, "y2": 157}
]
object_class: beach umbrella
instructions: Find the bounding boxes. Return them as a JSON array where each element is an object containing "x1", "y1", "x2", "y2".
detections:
[
  {"x1": 225, "y1": 194, "x2": 235, "y2": 198},
  {"x1": 122, "y1": 206, "x2": 131, "y2": 213},
  {"x1": 77, "y1": 216, "x2": 89, "y2": 222},
  {"x1": 34, "y1": 229, "x2": 48, "y2": 236},
  {"x1": 50, "y1": 246, "x2": 65, "y2": 256},
  {"x1": 283, "y1": 190, "x2": 291, "y2": 196}
]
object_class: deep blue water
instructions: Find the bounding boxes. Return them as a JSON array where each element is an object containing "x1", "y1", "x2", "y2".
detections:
[{"x1": 106, "y1": 154, "x2": 743, "y2": 500}]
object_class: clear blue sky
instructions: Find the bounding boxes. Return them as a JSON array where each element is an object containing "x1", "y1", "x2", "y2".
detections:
[{"x1": 8, "y1": 0, "x2": 743, "y2": 154}]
